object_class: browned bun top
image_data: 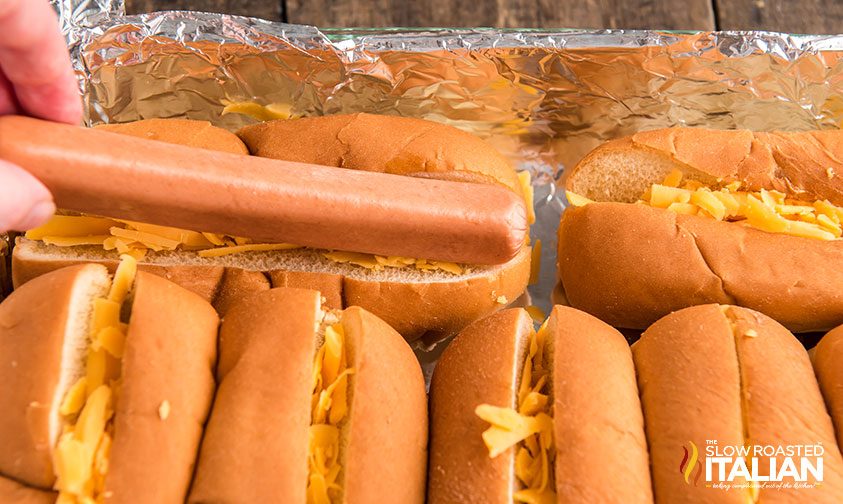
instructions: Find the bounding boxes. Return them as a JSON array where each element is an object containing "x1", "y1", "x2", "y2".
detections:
[
  {"x1": 634, "y1": 304, "x2": 843, "y2": 504},
  {"x1": 96, "y1": 118, "x2": 249, "y2": 154},
  {"x1": 546, "y1": 305, "x2": 652, "y2": 503},
  {"x1": 190, "y1": 289, "x2": 426, "y2": 504},
  {"x1": 340, "y1": 305, "x2": 428, "y2": 504},
  {"x1": 105, "y1": 272, "x2": 219, "y2": 504},
  {"x1": 430, "y1": 305, "x2": 651, "y2": 503},
  {"x1": 727, "y1": 305, "x2": 843, "y2": 502},
  {"x1": 567, "y1": 127, "x2": 843, "y2": 205},
  {"x1": 428, "y1": 308, "x2": 532, "y2": 504},
  {"x1": 236, "y1": 113, "x2": 523, "y2": 197},
  {"x1": 0, "y1": 264, "x2": 105, "y2": 489},
  {"x1": 188, "y1": 288, "x2": 320, "y2": 503},
  {"x1": 0, "y1": 476, "x2": 56, "y2": 504},
  {"x1": 813, "y1": 324, "x2": 843, "y2": 450},
  {"x1": 633, "y1": 304, "x2": 745, "y2": 504},
  {"x1": 557, "y1": 201, "x2": 843, "y2": 332}
]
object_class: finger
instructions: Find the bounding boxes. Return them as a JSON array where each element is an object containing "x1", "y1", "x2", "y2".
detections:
[
  {"x1": 0, "y1": 70, "x2": 18, "y2": 116},
  {"x1": 0, "y1": 0, "x2": 82, "y2": 124},
  {"x1": 0, "y1": 159, "x2": 55, "y2": 233}
]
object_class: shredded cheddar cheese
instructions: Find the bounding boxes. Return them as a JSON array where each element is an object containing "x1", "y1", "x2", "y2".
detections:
[
  {"x1": 27, "y1": 215, "x2": 464, "y2": 275},
  {"x1": 565, "y1": 191, "x2": 593, "y2": 208},
  {"x1": 307, "y1": 322, "x2": 354, "y2": 504},
  {"x1": 322, "y1": 251, "x2": 464, "y2": 275},
  {"x1": 198, "y1": 243, "x2": 302, "y2": 258},
  {"x1": 643, "y1": 169, "x2": 843, "y2": 240},
  {"x1": 54, "y1": 255, "x2": 137, "y2": 503},
  {"x1": 222, "y1": 101, "x2": 295, "y2": 121},
  {"x1": 517, "y1": 170, "x2": 536, "y2": 225},
  {"x1": 567, "y1": 169, "x2": 843, "y2": 240},
  {"x1": 529, "y1": 239, "x2": 541, "y2": 286},
  {"x1": 524, "y1": 305, "x2": 547, "y2": 322},
  {"x1": 476, "y1": 323, "x2": 556, "y2": 503}
]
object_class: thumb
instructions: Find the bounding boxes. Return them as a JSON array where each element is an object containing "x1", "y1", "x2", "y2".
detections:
[{"x1": 0, "y1": 159, "x2": 55, "y2": 233}]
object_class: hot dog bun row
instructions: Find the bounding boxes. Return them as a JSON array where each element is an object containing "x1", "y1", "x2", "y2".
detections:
[
  {"x1": 6, "y1": 265, "x2": 843, "y2": 504},
  {"x1": 558, "y1": 127, "x2": 843, "y2": 333},
  {"x1": 11, "y1": 114, "x2": 533, "y2": 342},
  {"x1": 0, "y1": 262, "x2": 427, "y2": 503},
  {"x1": 430, "y1": 304, "x2": 843, "y2": 503}
]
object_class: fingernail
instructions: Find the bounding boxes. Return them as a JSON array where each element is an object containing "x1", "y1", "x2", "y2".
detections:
[{"x1": 14, "y1": 200, "x2": 56, "y2": 231}]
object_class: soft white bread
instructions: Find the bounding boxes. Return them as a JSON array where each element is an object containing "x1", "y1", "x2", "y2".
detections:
[
  {"x1": 0, "y1": 264, "x2": 219, "y2": 501},
  {"x1": 13, "y1": 240, "x2": 530, "y2": 342},
  {"x1": 567, "y1": 128, "x2": 843, "y2": 205},
  {"x1": 428, "y1": 306, "x2": 652, "y2": 503},
  {"x1": 634, "y1": 304, "x2": 843, "y2": 503},
  {"x1": 13, "y1": 116, "x2": 531, "y2": 342},
  {"x1": 558, "y1": 127, "x2": 843, "y2": 332},
  {"x1": 189, "y1": 287, "x2": 427, "y2": 503},
  {"x1": 813, "y1": 324, "x2": 843, "y2": 450},
  {"x1": 0, "y1": 477, "x2": 56, "y2": 504},
  {"x1": 0, "y1": 265, "x2": 109, "y2": 488}
]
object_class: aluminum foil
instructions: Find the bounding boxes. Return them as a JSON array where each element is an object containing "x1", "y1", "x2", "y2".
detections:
[{"x1": 5, "y1": 2, "x2": 843, "y2": 365}]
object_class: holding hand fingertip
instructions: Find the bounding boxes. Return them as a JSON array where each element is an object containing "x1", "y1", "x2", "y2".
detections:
[{"x1": 0, "y1": 160, "x2": 55, "y2": 233}]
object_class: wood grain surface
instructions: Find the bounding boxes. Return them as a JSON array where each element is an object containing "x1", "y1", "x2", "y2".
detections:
[{"x1": 126, "y1": 0, "x2": 841, "y2": 33}]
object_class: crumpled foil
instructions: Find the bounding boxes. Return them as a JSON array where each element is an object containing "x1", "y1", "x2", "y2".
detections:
[{"x1": 5, "y1": 1, "x2": 843, "y2": 372}]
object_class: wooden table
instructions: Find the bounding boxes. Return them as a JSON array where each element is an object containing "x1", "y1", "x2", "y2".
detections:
[{"x1": 126, "y1": 0, "x2": 842, "y2": 33}]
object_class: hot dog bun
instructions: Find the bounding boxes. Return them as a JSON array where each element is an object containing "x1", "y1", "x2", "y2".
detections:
[
  {"x1": 813, "y1": 323, "x2": 843, "y2": 449},
  {"x1": 0, "y1": 261, "x2": 219, "y2": 502},
  {"x1": 13, "y1": 240, "x2": 530, "y2": 343},
  {"x1": 13, "y1": 116, "x2": 531, "y2": 342},
  {"x1": 188, "y1": 288, "x2": 427, "y2": 503},
  {"x1": 237, "y1": 113, "x2": 523, "y2": 197},
  {"x1": 634, "y1": 304, "x2": 843, "y2": 503},
  {"x1": 428, "y1": 306, "x2": 652, "y2": 503},
  {"x1": 558, "y1": 127, "x2": 843, "y2": 332},
  {"x1": 567, "y1": 128, "x2": 843, "y2": 205},
  {"x1": 0, "y1": 265, "x2": 105, "y2": 487},
  {"x1": 96, "y1": 118, "x2": 249, "y2": 154}
]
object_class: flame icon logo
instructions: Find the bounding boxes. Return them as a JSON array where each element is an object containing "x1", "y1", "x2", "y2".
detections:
[{"x1": 679, "y1": 441, "x2": 703, "y2": 486}]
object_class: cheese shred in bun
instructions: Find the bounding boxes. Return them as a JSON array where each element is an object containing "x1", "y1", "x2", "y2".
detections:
[
  {"x1": 52, "y1": 255, "x2": 136, "y2": 502},
  {"x1": 0, "y1": 259, "x2": 219, "y2": 503},
  {"x1": 13, "y1": 116, "x2": 532, "y2": 342},
  {"x1": 188, "y1": 288, "x2": 427, "y2": 504},
  {"x1": 428, "y1": 306, "x2": 652, "y2": 504},
  {"x1": 558, "y1": 127, "x2": 843, "y2": 332},
  {"x1": 474, "y1": 321, "x2": 555, "y2": 503}
]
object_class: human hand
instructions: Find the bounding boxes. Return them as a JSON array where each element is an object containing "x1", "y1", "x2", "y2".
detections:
[{"x1": 0, "y1": 0, "x2": 82, "y2": 233}]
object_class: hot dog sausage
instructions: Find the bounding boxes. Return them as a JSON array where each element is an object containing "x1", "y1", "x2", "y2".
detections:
[{"x1": 0, "y1": 116, "x2": 527, "y2": 265}]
